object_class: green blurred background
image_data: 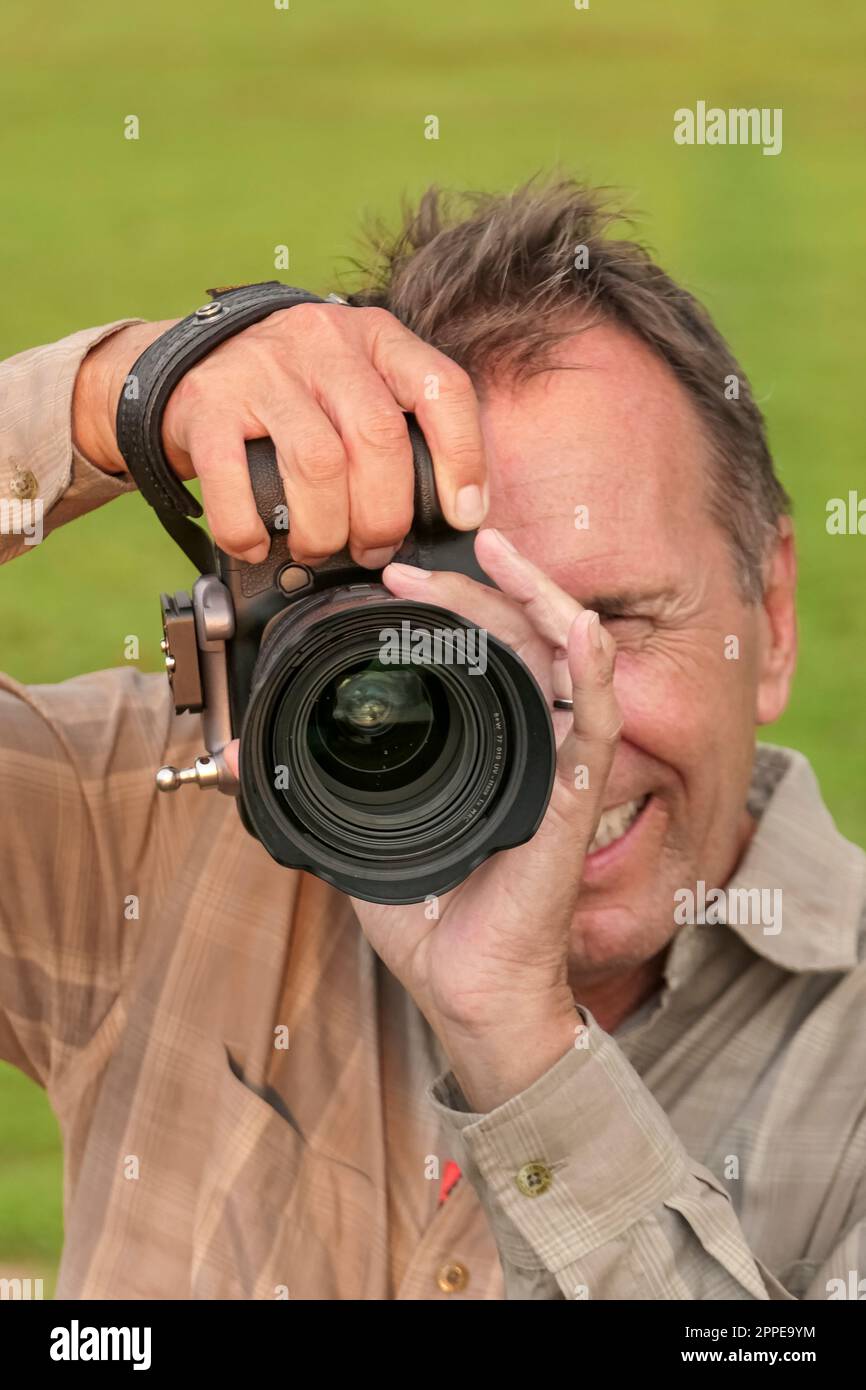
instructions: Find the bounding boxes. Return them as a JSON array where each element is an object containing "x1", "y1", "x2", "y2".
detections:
[{"x1": 1, "y1": 0, "x2": 863, "y2": 1290}]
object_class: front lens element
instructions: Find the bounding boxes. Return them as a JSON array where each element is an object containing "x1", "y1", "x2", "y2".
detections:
[{"x1": 305, "y1": 659, "x2": 450, "y2": 792}]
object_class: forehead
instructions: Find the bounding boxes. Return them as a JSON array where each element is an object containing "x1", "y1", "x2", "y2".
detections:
[{"x1": 479, "y1": 323, "x2": 721, "y2": 595}]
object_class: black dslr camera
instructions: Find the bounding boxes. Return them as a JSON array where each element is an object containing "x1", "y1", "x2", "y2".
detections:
[{"x1": 117, "y1": 283, "x2": 554, "y2": 904}]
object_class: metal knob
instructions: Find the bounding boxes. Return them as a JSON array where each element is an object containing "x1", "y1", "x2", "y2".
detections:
[{"x1": 155, "y1": 755, "x2": 221, "y2": 792}]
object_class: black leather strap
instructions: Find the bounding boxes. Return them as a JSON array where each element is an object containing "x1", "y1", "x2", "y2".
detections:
[{"x1": 115, "y1": 281, "x2": 326, "y2": 570}]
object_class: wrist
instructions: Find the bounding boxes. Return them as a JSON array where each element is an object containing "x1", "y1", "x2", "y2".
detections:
[
  {"x1": 441, "y1": 997, "x2": 578, "y2": 1114},
  {"x1": 72, "y1": 320, "x2": 175, "y2": 475}
]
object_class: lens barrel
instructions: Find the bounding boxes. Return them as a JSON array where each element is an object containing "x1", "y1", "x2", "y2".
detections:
[{"x1": 238, "y1": 586, "x2": 555, "y2": 904}]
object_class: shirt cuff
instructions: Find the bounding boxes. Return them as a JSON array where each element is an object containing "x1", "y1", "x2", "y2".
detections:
[
  {"x1": 0, "y1": 320, "x2": 142, "y2": 559},
  {"x1": 427, "y1": 1008, "x2": 691, "y2": 1272}
]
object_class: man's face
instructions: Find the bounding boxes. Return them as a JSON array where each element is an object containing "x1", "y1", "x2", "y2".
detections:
[{"x1": 480, "y1": 323, "x2": 790, "y2": 981}]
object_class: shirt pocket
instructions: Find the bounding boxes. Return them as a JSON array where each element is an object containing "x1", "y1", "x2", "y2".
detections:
[{"x1": 191, "y1": 1045, "x2": 375, "y2": 1299}]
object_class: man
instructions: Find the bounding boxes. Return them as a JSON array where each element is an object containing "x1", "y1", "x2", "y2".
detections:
[{"x1": 1, "y1": 179, "x2": 863, "y2": 1301}]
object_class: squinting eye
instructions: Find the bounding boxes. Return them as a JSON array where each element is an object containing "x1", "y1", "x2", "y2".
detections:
[{"x1": 601, "y1": 617, "x2": 653, "y2": 644}]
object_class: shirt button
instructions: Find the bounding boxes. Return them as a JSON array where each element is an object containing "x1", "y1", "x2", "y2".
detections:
[
  {"x1": 10, "y1": 467, "x2": 39, "y2": 500},
  {"x1": 436, "y1": 1261, "x2": 469, "y2": 1294},
  {"x1": 516, "y1": 1161, "x2": 552, "y2": 1197}
]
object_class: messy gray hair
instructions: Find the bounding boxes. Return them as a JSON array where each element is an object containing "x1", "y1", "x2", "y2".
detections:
[{"x1": 347, "y1": 177, "x2": 790, "y2": 600}]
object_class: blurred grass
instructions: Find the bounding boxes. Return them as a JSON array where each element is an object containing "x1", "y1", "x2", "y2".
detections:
[
  {"x1": 1, "y1": 0, "x2": 863, "y2": 1283},
  {"x1": 0, "y1": 1066, "x2": 61, "y2": 1294}
]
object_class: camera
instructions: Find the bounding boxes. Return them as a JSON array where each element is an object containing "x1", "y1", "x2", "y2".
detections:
[{"x1": 116, "y1": 283, "x2": 555, "y2": 905}]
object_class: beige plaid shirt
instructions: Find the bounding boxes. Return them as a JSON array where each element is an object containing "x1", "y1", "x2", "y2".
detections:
[{"x1": 1, "y1": 324, "x2": 865, "y2": 1301}]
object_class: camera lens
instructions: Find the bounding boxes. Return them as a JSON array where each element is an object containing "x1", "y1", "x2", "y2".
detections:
[
  {"x1": 307, "y1": 661, "x2": 447, "y2": 791},
  {"x1": 238, "y1": 588, "x2": 555, "y2": 904}
]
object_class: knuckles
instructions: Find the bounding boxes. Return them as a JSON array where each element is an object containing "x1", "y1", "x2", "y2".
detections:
[
  {"x1": 352, "y1": 409, "x2": 413, "y2": 457},
  {"x1": 435, "y1": 361, "x2": 475, "y2": 399},
  {"x1": 439, "y1": 429, "x2": 484, "y2": 471},
  {"x1": 267, "y1": 301, "x2": 351, "y2": 338},
  {"x1": 290, "y1": 437, "x2": 348, "y2": 484},
  {"x1": 353, "y1": 304, "x2": 401, "y2": 336}
]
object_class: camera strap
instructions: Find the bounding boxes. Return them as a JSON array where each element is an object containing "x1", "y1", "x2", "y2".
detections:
[{"x1": 115, "y1": 281, "x2": 327, "y2": 572}]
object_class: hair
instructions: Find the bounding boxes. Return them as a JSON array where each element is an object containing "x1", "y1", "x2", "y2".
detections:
[{"x1": 345, "y1": 176, "x2": 790, "y2": 601}]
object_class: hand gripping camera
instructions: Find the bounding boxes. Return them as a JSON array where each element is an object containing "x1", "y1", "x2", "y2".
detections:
[{"x1": 116, "y1": 283, "x2": 555, "y2": 904}]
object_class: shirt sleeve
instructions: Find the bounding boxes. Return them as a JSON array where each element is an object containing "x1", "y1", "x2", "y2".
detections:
[
  {"x1": 0, "y1": 322, "x2": 201, "y2": 1093},
  {"x1": 0, "y1": 320, "x2": 141, "y2": 564},
  {"x1": 427, "y1": 1008, "x2": 795, "y2": 1300}
]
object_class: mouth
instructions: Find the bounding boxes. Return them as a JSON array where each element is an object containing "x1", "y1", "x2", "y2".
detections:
[{"x1": 587, "y1": 794, "x2": 650, "y2": 856}]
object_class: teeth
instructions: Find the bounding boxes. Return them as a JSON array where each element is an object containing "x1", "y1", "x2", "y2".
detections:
[{"x1": 588, "y1": 796, "x2": 648, "y2": 854}]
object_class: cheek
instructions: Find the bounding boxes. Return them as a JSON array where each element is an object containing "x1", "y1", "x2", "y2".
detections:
[{"x1": 611, "y1": 636, "x2": 760, "y2": 777}]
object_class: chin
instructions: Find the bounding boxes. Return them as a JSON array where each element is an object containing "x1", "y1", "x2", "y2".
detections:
[{"x1": 568, "y1": 898, "x2": 674, "y2": 978}]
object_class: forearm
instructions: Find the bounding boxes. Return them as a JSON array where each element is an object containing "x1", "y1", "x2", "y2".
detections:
[{"x1": 71, "y1": 319, "x2": 174, "y2": 474}]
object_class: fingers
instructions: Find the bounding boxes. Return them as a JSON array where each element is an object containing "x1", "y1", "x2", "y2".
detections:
[
  {"x1": 255, "y1": 391, "x2": 350, "y2": 565},
  {"x1": 474, "y1": 529, "x2": 580, "y2": 639},
  {"x1": 548, "y1": 608, "x2": 621, "y2": 841},
  {"x1": 495, "y1": 609, "x2": 620, "y2": 934},
  {"x1": 386, "y1": 528, "x2": 590, "y2": 704},
  {"x1": 223, "y1": 740, "x2": 240, "y2": 779},
  {"x1": 382, "y1": 559, "x2": 538, "y2": 659},
  {"x1": 163, "y1": 301, "x2": 488, "y2": 566},
  {"x1": 474, "y1": 528, "x2": 583, "y2": 701},
  {"x1": 184, "y1": 414, "x2": 271, "y2": 563},
  {"x1": 312, "y1": 358, "x2": 415, "y2": 567},
  {"x1": 362, "y1": 309, "x2": 488, "y2": 531}
]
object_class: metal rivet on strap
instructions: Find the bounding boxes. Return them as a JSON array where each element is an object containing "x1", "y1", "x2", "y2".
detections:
[{"x1": 194, "y1": 302, "x2": 224, "y2": 320}]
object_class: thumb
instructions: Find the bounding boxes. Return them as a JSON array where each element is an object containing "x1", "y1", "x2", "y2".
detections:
[{"x1": 223, "y1": 739, "x2": 240, "y2": 780}]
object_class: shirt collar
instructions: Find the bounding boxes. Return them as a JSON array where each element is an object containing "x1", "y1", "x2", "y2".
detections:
[{"x1": 671, "y1": 744, "x2": 864, "y2": 978}]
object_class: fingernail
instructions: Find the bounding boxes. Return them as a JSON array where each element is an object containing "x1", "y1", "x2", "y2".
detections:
[
  {"x1": 587, "y1": 610, "x2": 603, "y2": 650},
  {"x1": 385, "y1": 562, "x2": 433, "y2": 581},
  {"x1": 357, "y1": 546, "x2": 396, "y2": 570},
  {"x1": 241, "y1": 542, "x2": 270, "y2": 564},
  {"x1": 490, "y1": 527, "x2": 517, "y2": 553},
  {"x1": 455, "y1": 483, "x2": 487, "y2": 528}
]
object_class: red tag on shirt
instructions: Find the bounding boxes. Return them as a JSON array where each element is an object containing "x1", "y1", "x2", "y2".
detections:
[{"x1": 437, "y1": 1160, "x2": 462, "y2": 1206}]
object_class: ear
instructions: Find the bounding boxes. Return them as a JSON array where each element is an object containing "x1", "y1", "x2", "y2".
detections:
[{"x1": 755, "y1": 516, "x2": 798, "y2": 726}]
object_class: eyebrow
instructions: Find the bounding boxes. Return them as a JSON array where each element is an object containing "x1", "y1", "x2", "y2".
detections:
[{"x1": 580, "y1": 587, "x2": 680, "y2": 618}]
